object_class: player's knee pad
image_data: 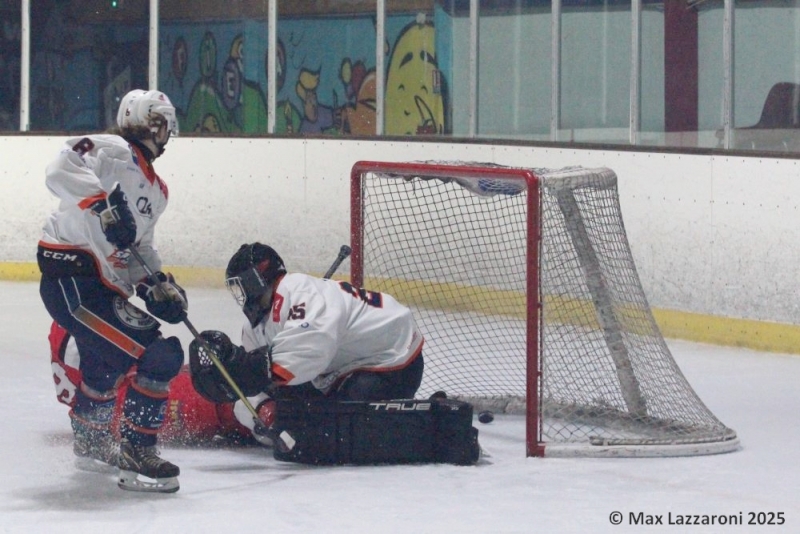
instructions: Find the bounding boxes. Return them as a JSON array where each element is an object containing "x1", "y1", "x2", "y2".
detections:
[
  {"x1": 272, "y1": 397, "x2": 481, "y2": 466},
  {"x1": 137, "y1": 336, "x2": 183, "y2": 383}
]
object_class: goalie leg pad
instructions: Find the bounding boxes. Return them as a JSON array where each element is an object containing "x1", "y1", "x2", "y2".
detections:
[{"x1": 272, "y1": 397, "x2": 480, "y2": 466}]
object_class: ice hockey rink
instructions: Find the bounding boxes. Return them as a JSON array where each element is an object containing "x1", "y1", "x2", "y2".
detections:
[{"x1": 1, "y1": 281, "x2": 798, "y2": 533}]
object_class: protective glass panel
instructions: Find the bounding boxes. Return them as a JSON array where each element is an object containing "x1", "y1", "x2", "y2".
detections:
[
  {"x1": 0, "y1": 1, "x2": 21, "y2": 131},
  {"x1": 277, "y1": 1, "x2": 377, "y2": 136},
  {"x1": 29, "y1": 1, "x2": 149, "y2": 131},
  {"x1": 159, "y1": 0, "x2": 270, "y2": 135},
  {"x1": 478, "y1": 1, "x2": 552, "y2": 140},
  {"x1": 696, "y1": 2, "x2": 725, "y2": 148},
  {"x1": 559, "y1": 1, "x2": 632, "y2": 144},
  {"x1": 731, "y1": 0, "x2": 800, "y2": 153}
]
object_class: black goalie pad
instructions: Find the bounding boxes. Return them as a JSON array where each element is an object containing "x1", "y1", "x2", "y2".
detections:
[{"x1": 271, "y1": 397, "x2": 481, "y2": 466}]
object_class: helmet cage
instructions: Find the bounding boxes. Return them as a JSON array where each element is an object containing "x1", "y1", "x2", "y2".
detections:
[
  {"x1": 225, "y1": 243, "x2": 286, "y2": 327},
  {"x1": 226, "y1": 265, "x2": 270, "y2": 327}
]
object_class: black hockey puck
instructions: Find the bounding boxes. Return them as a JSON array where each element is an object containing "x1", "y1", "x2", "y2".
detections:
[{"x1": 478, "y1": 411, "x2": 494, "y2": 424}]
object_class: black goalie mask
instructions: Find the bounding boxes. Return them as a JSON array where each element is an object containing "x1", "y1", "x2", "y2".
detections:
[{"x1": 225, "y1": 243, "x2": 286, "y2": 327}]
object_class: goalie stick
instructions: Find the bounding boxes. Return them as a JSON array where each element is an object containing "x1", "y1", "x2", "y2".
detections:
[{"x1": 323, "y1": 245, "x2": 351, "y2": 279}]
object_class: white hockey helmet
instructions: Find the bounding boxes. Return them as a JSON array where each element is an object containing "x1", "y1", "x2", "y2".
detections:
[
  {"x1": 115, "y1": 89, "x2": 145, "y2": 129},
  {"x1": 117, "y1": 89, "x2": 179, "y2": 137}
]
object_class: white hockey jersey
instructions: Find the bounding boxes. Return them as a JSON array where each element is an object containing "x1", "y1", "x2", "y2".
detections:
[
  {"x1": 40, "y1": 134, "x2": 169, "y2": 296},
  {"x1": 240, "y1": 273, "x2": 424, "y2": 394}
]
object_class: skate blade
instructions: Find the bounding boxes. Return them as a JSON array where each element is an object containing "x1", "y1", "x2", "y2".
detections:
[
  {"x1": 118, "y1": 469, "x2": 179, "y2": 493},
  {"x1": 74, "y1": 456, "x2": 118, "y2": 474}
]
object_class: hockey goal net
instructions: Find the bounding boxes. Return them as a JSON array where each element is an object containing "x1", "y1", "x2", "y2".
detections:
[{"x1": 350, "y1": 160, "x2": 738, "y2": 457}]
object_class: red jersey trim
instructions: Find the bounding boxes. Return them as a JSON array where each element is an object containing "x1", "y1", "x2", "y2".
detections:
[{"x1": 130, "y1": 144, "x2": 169, "y2": 199}]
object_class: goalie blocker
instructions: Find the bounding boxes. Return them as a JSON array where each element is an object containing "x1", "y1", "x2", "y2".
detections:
[{"x1": 272, "y1": 397, "x2": 481, "y2": 466}]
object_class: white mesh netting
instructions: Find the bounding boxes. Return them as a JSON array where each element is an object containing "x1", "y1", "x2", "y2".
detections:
[{"x1": 355, "y1": 161, "x2": 738, "y2": 456}]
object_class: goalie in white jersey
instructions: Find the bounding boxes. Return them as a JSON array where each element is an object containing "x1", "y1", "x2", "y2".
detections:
[
  {"x1": 37, "y1": 89, "x2": 186, "y2": 492},
  {"x1": 189, "y1": 242, "x2": 425, "y2": 442}
]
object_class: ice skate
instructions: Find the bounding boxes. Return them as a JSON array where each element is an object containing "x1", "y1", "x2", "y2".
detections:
[
  {"x1": 117, "y1": 439, "x2": 180, "y2": 493},
  {"x1": 71, "y1": 419, "x2": 120, "y2": 474}
]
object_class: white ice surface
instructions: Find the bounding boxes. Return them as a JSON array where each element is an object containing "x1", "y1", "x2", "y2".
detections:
[{"x1": 1, "y1": 282, "x2": 798, "y2": 533}]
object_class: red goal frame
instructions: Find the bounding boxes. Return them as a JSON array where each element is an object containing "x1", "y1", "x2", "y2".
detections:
[{"x1": 350, "y1": 160, "x2": 545, "y2": 456}]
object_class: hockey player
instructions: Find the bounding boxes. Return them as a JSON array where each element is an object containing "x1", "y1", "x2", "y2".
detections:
[
  {"x1": 188, "y1": 243, "x2": 479, "y2": 465},
  {"x1": 189, "y1": 243, "x2": 424, "y2": 437},
  {"x1": 49, "y1": 321, "x2": 253, "y2": 448},
  {"x1": 37, "y1": 89, "x2": 186, "y2": 493},
  {"x1": 192, "y1": 242, "x2": 425, "y2": 426}
]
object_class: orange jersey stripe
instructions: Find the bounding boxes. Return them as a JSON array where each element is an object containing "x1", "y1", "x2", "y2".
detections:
[
  {"x1": 346, "y1": 341, "x2": 425, "y2": 374},
  {"x1": 72, "y1": 306, "x2": 146, "y2": 358},
  {"x1": 78, "y1": 192, "x2": 106, "y2": 210},
  {"x1": 271, "y1": 362, "x2": 294, "y2": 384}
]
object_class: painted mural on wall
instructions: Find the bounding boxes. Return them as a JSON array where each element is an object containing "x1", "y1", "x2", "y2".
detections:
[
  {"x1": 384, "y1": 16, "x2": 445, "y2": 135},
  {"x1": 5, "y1": 5, "x2": 449, "y2": 135},
  {"x1": 159, "y1": 12, "x2": 449, "y2": 136}
]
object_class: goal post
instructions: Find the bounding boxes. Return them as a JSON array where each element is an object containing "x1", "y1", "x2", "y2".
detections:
[{"x1": 350, "y1": 160, "x2": 739, "y2": 457}]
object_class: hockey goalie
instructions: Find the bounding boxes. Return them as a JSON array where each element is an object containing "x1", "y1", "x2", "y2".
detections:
[{"x1": 184, "y1": 242, "x2": 481, "y2": 466}]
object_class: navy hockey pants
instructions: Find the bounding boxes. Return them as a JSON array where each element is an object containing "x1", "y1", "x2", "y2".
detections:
[{"x1": 40, "y1": 275, "x2": 166, "y2": 392}]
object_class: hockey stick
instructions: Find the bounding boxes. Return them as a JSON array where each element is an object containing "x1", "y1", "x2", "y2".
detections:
[
  {"x1": 127, "y1": 247, "x2": 276, "y2": 442},
  {"x1": 323, "y1": 245, "x2": 352, "y2": 279}
]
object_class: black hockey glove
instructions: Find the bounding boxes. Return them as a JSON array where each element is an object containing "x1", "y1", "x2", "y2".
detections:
[
  {"x1": 136, "y1": 272, "x2": 188, "y2": 324},
  {"x1": 228, "y1": 344, "x2": 273, "y2": 393},
  {"x1": 91, "y1": 183, "x2": 137, "y2": 249},
  {"x1": 189, "y1": 330, "x2": 272, "y2": 403}
]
